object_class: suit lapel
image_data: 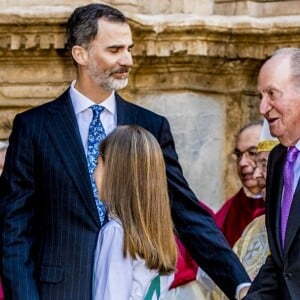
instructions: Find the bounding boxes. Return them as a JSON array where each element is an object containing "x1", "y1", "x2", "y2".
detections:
[
  {"x1": 116, "y1": 93, "x2": 138, "y2": 125},
  {"x1": 284, "y1": 167, "x2": 300, "y2": 255},
  {"x1": 267, "y1": 145, "x2": 286, "y2": 258},
  {"x1": 44, "y1": 90, "x2": 100, "y2": 227}
]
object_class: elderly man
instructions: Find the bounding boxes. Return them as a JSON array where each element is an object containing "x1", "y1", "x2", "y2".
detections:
[
  {"x1": 245, "y1": 47, "x2": 300, "y2": 299},
  {"x1": 215, "y1": 120, "x2": 264, "y2": 247}
]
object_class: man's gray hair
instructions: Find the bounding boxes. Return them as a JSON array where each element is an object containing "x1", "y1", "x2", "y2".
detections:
[{"x1": 271, "y1": 47, "x2": 300, "y2": 90}]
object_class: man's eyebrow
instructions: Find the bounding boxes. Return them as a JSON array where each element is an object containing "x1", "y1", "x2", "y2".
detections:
[
  {"x1": 248, "y1": 146, "x2": 258, "y2": 150},
  {"x1": 257, "y1": 157, "x2": 267, "y2": 161},
  {"x1": 234, "y1": 146, "x2": 257, "y2": 152},
  {"x1": 107, "y1": 43, "x2": 134, "y2": 49}
]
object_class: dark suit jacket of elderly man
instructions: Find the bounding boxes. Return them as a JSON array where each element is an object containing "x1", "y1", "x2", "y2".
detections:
[
  {"x1": 0, "y1": 89, "x2": 250, "y2": 300},
  {"x1": 246, "y1": 143, "x2": 300, "y2": 300}
]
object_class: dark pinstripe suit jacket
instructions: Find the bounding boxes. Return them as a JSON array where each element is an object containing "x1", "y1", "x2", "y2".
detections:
[
  {"x1": 0, "y1": 89, "x2": 249, "y2": 300},
  {"x1": 246, "y1": 144, "x2": 300, "y2": 300}
]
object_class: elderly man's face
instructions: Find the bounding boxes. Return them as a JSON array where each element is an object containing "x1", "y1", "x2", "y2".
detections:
[
  {"x1": 234, "y1": 124, "x2": 262, "y2": 194},
  {"x1": 253, "y1": 151, "x2": 270, "y2": 200},
  {"x1": 258, "y1": 55, "x2": 300, "y2": 146}
]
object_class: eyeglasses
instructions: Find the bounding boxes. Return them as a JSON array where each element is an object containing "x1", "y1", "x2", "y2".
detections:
[
  {"x1": 232, "y1": 146, "x2": 257, "y2": 162},
  {"x1": 256, "y1": 158, "x2": 268, "y2": 173}
]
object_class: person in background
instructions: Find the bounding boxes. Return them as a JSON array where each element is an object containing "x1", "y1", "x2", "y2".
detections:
[
  {"x1": 0, "y1": 3, "x2": 250, "y2": 299},
  {"x1": 0, "y1": 118, "x2": 11, "y2": 176},
  {"x1": 0, "y1": 141, "x2": 8, "y2": 176},
  {"x1": 212, "y1": 120, "x2": 279, "y2": 300},
  {"x1": 245, "y1": 47, "x2": 300, "y2": 299},
  {"x1": 0, "y1": 118, "x2": 11, "y2": 300},
  {"x1": 233, "y1": 121, "x2": 278, "y2": 281},
  {"x1": 0, "y1": 141, "x2": 7, "y2": 300},
  {"x1": 215, "y1": 120, "x2": 264, "y2": 247},
  {"x1": 93, "y1": 125, "x2": 177, "y2": 299}
]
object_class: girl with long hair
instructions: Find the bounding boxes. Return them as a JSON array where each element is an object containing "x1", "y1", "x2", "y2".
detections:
[{"x1": 93, "y1": 125, "x2": 177, "y2": 299}]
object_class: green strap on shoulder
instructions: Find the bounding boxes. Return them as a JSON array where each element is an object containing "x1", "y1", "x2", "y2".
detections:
[{"x1": 144, "y1": 275, "x2": 160, "y2": 300}]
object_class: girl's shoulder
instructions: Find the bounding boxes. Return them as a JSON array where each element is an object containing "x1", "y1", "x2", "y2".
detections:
[
  {"x1": 98, "y1": 218, "x2": 123, "y2": 242},
  {"x1": 102, "y1": 217, "x2": 123, "y2": 231},
  {"x1": 106, "y1": 217, "x2": 122, "y2": 227}
]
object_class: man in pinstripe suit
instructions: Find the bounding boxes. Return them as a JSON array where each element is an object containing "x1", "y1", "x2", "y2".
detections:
[{"x1": 0, "y1": 3, "x2": 250, "y2": 300}]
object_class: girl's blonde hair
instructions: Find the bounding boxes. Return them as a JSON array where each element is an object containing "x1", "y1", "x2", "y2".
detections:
[{"x1": 99, "y1": 125, "x2": 177, "y2": 274}]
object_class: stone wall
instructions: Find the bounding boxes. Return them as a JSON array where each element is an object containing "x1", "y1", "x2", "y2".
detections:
[
  {"x1": 1, "y1": 1, "x2": 300, "y2": 210},
  {"x1": 215, "y1": 0, "x2": 300, "y2": 17}
]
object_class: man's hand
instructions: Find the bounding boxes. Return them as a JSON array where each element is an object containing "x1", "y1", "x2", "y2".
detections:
[{"x1": 238, "y1": 286, "x2": 249, "y2": 299}]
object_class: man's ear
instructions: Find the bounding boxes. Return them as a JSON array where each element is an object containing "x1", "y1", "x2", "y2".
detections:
[{"x1": 71, "y1": 46, "x2": 88, "y2": 66}]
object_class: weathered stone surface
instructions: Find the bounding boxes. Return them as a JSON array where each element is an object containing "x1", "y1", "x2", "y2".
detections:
[
  {"x1": 133, "y1": 92, "x2": 225, "y2": 210},
  {"x1": 215, "y1": 0, "x2": 300, "y2": 17},
  {"x1": 0, "y1": 0, "x2": 214, "y2": 15}
]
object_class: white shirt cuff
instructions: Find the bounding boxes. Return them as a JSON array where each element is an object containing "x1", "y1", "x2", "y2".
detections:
[{"x1": 235, "y1": 282, "x2": 251, "y2": 299}]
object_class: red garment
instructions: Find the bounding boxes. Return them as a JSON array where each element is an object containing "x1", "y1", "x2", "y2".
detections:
[
  {"x1": 215, "y1": 188, "x2": 265, "y2": 247},
  {"x1": 0, "y1": 278, "x2": 4, "y2": 300},
  {"x1": 170, "y1": 236, "x2": 198, "y2": 289},
  {"x1": 170, "y1": 201, "x2": 215, "y2": 289}
]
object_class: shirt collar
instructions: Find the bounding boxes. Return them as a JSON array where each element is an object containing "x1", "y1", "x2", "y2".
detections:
[
  {"x1": 294, "y1": 140, "x2": 300, "y2": 151},
  {"x1": 69, "y1": 80, "x2": 116, "y2": 115},
  {"x1": 243, "y1": 186, "x2": 263, "y2": 199}
]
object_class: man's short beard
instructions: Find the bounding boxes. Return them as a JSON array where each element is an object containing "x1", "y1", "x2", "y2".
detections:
[
  {"x1": 100, "y1": 77, "x2": 128, "y2": 91},
  {"x1": 87, "y1": 65, "x2": 129, "y2": 91}
]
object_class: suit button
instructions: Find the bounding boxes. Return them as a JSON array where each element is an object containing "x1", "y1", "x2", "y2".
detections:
[{"x1": 285, "y1": 273, "x2": 294, "y2": 280}]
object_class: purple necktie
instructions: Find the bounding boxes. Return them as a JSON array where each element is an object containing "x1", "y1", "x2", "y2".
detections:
[{"x1": 281, "y1": 146, "x2": 299, "y2": 249}]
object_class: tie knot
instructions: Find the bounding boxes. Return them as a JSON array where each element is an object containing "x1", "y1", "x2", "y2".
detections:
[
  {"x1": 287, "y1": 146, "x2": 299, "y2": 163},
  {"x1": 90, "y1": 105, "x2": 104, "y2": 117}
]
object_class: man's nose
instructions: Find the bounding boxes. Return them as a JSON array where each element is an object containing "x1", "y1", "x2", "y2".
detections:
[
  {"x1": 120, "y1": 51, "x2": 133, "y2": 67},
  {"x1": 238, "y1": 152, "x2": 256, "y2": 167},
  {"x1": 259, "y1": 95, "x2": 271, "y2": 116},
  {"x1": 253, "y1": 166, "x2": 262, "y2": 180}
]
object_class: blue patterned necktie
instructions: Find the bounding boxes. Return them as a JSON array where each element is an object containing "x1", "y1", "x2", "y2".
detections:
[{"x1": 87, "y1": 105, "x2": 107, "y2": 225}]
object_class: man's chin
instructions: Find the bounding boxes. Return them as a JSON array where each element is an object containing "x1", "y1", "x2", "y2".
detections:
[
  {"x1": 268, "y1": 122, "x2": 282, "y2": 138},
  {"x1": 110, "y1": 79, "x2": 128, "y2": 90},
  {"x1": 243, "y1": 182, "x2": 262, "y2": 194}
]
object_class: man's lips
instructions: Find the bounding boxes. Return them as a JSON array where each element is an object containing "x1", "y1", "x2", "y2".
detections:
[
  {"x1": 112, "y1": 67, "x2": 130, "y2": 75},
  {"x1": 111, "y1": 70, "x2": 130, "y2": 79},
  {"x1": 266, "y1": 117, "x2": 278, "y2": 124},
  {"x1": 113, "y1": 72, "x2": 128, "y2": 77}
]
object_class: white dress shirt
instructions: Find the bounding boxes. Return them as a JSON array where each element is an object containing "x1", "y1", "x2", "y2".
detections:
[
  {"x1": 69, "y1": 80, "x2": 117, "y2": 155},
  {"x1": 291, "y1": 141, "x2": 300, "y2": 194}
]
